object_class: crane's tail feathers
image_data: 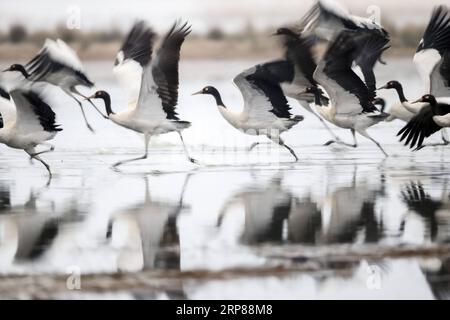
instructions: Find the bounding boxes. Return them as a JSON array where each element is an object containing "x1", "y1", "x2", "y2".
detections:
[{"x1": 174, "y1": 120, "x2": 191, "y2": 130}]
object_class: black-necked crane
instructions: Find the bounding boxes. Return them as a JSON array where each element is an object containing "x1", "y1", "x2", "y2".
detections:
[
  {"x1": 398, "y1": 94, "x2": 450, "y2": 150},
  {"x1": 88, "y1": 21, "x2": 197, "y2": 168},
  {"x1": 3, "y1": 39, "x2": 104, "y2": 132},
  {"x1": 270, "y1": 27, "x2": 349, "y2": 144},
  {"x1": 310, "y1": 30, "x2": 389, "y2": 156},
  {"x1": 299, "y1": 0, "x2": 390, "y2": 94},
  {"x1": 378, "y1": 6, "x2": 450, "y2": 147},
  {"x1": 0, "y1": 86, "x2": 62, "y2": 176},
  {"x1": 193, "y1": 63, "x2": 304, "y2": 162}
]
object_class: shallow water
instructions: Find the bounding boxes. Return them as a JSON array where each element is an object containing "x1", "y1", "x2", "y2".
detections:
[{"x1": 0, "y1": 58, "x2": 449, "y2": 299}]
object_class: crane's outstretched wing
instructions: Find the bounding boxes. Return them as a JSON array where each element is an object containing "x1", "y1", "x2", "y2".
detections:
[
  {"x1": 114, "y1": 21, "x2": 156, "y2": 104},
  {"x1": 314, "y1": 31, "x2": 377, "y2": 116},
  {"x1": 26, "y1": 39, "x2": 93, "y2": 88},
  {"x1": 279, "y1": 31, "x2": 329, "y2": 105},
  {"x1": 234, "y1": 62, "x2": 293, "y2": 121},
  {"x1": 353, "y1": 31, "x2": 390, "y2": 100},
  {"x1": 136, "y1": 21, "x2": 190, "y2": 121},
  {"x1": 397, "y1": 105, "x2": 441, "y2": 149},
  {"x1": 10, "y1": 88, "x2": 62, "y2": 134},
  {"x1": 414, "y1": 5, "x2": 450, "y2": 98}
]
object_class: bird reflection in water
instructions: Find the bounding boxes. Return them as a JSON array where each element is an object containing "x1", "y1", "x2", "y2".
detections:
[
  {"x1": 217, "y1": 167, "x2": 385, "y2": 246},
  {"x1": 318, "y1": 168, "x2": 384, "y2": 244},
  {"x1": 400, "y1": 180, "x2": 450, "y2": 243},
  {"x1": 217, "y1": 173, "x2": 292, "y2": 244},
  {"x1": 0, "y1": 181, "x2": 87, "y2": 266},
  {"x1": 107, "y1": 174, "x2": 191, "y2": 272}
]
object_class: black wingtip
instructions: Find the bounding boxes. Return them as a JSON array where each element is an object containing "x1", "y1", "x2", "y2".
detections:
[{"x1": 22, "y1": 90, "x2": 62, "y2": 133}]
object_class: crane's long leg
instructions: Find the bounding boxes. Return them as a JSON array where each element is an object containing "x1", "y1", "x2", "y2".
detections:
[
  {"x1": 63, "y1": 89, "x2": 95, "y2": 133},
  {"x1": 298, "y1": 100, "x2": 345, "y2": 143},
  {"x1": 177, "y1": 131, "x2": 198, "y2": 164},
  {"x1": 71, "y1": 87, "x2": 108, "y2": 119},
  {"x1": 312, "y1": 111, "x2": 346, "y2": 142},
  {"x1": 112, "y1": 134, "x2": 150, "y2": 168},
  {"x1": 29, "y1": 143, "x2": 55, "y2": 158},
  {"x1": 268, "y1": 135, "x2": 299, "y2": 162},
  {"x1": 324, "y1": 129, "x2": 357, "y2": 148},
  {"x1": 25, "y1": 148, "x2": 52, "y2": 177},
  {"x1": 357, "y1": 129, "x2": 388, "y2": 157},
  {"x1": 442, "y1": 129, "x2": 450, "y2": 144}
]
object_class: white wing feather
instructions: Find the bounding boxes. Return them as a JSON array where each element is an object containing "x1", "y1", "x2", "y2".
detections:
[
  {"x1": 9, "y1": 90, "x2": 45, "y2": 134},
  {"x1": 41, "y1": 39, "x2": 84, "y2": 72},
  {"x1": 233, "y1": 68, "x2": 279, "y2": 123},
  {"x1": 113, "y1": 56, "x2": 143, "y2": 106},
  {"x1": 313, "y1": 61, "x2": 362, "y2": 116},
  {"x1": 0, "y1": 97, "x2": 16, "y2": 126},
  {"x1": 134, "y1": 58, "x2": 167, "y2": 122}
]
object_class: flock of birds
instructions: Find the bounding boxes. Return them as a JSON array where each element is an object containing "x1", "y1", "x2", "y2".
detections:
[{"x1": 1, "y1": 0, "x2": 450, "y2": 177}]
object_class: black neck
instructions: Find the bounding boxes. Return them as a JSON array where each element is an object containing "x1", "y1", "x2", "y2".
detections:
[
  {"x1": 394, "y1": 85, "x2": 407, "y2": 103},
  {"x1": 313, "y1": 91, "x2": 322, "y2": 106},
  {"x1": 211, "y1": 90, "x2": 225, "y2": 108},
  {"x1": 429, "y1": 98, "x2": 439, "y2": 114},
  {"x1": 16, "y1": 65, "x2": 30, "y2": 79},
  {"x1": 100, "y1": 94, "x2": 114, "y2": 115}
]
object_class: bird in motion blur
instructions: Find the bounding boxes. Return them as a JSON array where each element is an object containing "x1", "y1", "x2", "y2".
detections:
[
  {"x1": 193, "y1": 63, "x2": 304, "y2": 162},
  {"x1": 379, "y1": 5, "x2": 450, "y2": 149},
  {"x1": 310, "y1": 30, "x2": 390, "y2": 156},
  {"x1": 0, "y1": 84, "x2": 62, "y2": 177},
  {"x1": 89, "y1": 20, "x2": 197, "y2": 168},
  {"x1": 3, "y1": 39, "x2": 105, "y2": 132}
]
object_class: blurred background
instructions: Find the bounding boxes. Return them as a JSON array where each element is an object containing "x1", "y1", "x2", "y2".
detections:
[{"x1": 0, "y1": 0, "x2": 448, "y2": 61}]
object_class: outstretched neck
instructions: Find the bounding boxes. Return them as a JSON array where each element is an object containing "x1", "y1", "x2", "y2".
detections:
[
  {"x1": 394, "y1": 84, "x2": 407, "y2": 103},
  {"x1": 16, "y1": 65, "x2": 30, "y2": 79},
  {"x1": 99, "y1": 94, "x2": 114, "y2": 116},
  {"x1": 210, "y1": 90, "x2": 226, "y2": 108}
]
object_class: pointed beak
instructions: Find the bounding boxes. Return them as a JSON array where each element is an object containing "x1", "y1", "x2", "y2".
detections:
[
  {"x1": 192, "y1": 90, "x2": 203, "y2": 96},
  {"x1": 2, "y1": 67, "x2": 11, "y2": 72},
  {"x1": 376, "y1": 85, "x2": 387, "y2": 90},
  {"x1": 84, "y1": 95, "x2": 95, "y2": 101},
  {"x1": 411, "y1": 98, "x2": 422, "y2": 104},
  {"x1": 298, "y1": 89, "x2": 308, "y2": 95}
]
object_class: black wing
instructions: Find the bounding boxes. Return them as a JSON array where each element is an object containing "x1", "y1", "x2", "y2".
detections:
[
  {"x1": 323, "y1": 31, "x2": 377, "y2": 113},
  {"x1": 23, "y1": 90, "x2": 62, "y2": 133},
  {"x1": 246, "y1": 62, "x2": 293, "y2": 118},
  {"x1": 26, "y1": 49, "x2": 94, "y2": 88},
  {"x1": 280, "y1": 32, "x2": 317, "y2": 85},
  {"x1": 280, "y1": 32, "x2": 329, "y2": 105},
  {"x1": 151, "y1": 21, "x2": 191, "y2": 120},
  {"x1": 353, "y1": 32, "x2": 390, "y2": 100},
  {"x1": 417, "y1": 6, "x2": 450, "y2": 54},
  {"x1": 417, "y1": 6, "x2": 450, "y2": 95},
  {"x1": 397, "y1": 105, "x2": 441, "y2": 149},
  {"x1": 117, "y1": 20, "x2": 156, "y2": 67}
]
